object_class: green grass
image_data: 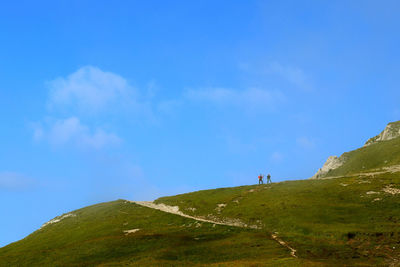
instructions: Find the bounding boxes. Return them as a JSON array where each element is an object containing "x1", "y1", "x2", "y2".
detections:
[
  {"x1": 156, "y1": 173, "x2": 400, "y2": 265},
  {"x1": 3, "y1": 124, "x2": 400, "y2": 265},
  {"x1": 365, "y1": 121, "x2": 400, "y2": 146},
  {"x1": 2, "y1": 175, "x2": 400, "y2": 266},
  {"x1": 3, "y1": 136, "x2": 400, "y2": 265},
  {"x1": 320, "y1": 136, "x2": 400, "y2": 178},
  {"x1": 0, "y1": 200, "x2": 303, "y2": 266}
]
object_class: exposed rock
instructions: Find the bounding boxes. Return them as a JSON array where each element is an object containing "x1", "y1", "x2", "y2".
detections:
[
  {"x1": 215, "y1": 203, "x2": 226, "y2": 213},
  {"x1": 311, "y1": 121, "x2": 400, "y2": 179},
  {"x1": 311, "y1": 155, "x2": 346, "y2": 179},
  {"x1": 40, "y1": 213, "x2": 76, "y2": 229},
  {"x1": 382, "y1": 185, "x2": 400, "y2": 195},
  {"x1": 123, "y1": 229, "x2": 140, "y2": 235},
  {"x1": 365, "y1": 121, "x2": 400, "y2": 147}
]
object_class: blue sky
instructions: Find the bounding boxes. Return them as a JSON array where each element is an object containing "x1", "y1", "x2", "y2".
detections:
[{"x1": 1, "y1": 0, "x2": 400, "y2": 247}]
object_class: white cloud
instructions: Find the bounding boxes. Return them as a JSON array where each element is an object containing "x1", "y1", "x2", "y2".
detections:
[
  {"x1": 0, "y1": 172, "x2": 35, "y2": 191},
  {"x1": 47, "y1": 66, "x2": 135, "y2": 113},
  {"x1": 157, "y1": 99, "x2": 182, "y2": 114},
  {"x1": 268, "y1": 63, "x2": 313, "y2": 91},
  {"x1": 185, "y1": 87, "x2": 285, "y2": 112},
  {"x1": 296, "y1": 137, "x2": 316, "y2": 149},
  {"x1": 32, "y1": 123, "x2": 44, "y2": 140},
  {"x1": 33, "y1": 66, "x2": 136, "y2": 149},
  {"x1": 35, "y1": 117, "x2": 121, "y2": 149}
]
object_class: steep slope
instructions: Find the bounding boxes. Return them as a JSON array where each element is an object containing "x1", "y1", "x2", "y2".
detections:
[
  {"x1": 365, "y1": 121, "x2": 400, "y2": 147},
  {"x1": 0, "y1": 200, "x2": 300, "y2": 266},
  {"x1": 156, "y1": 174, "x2": 400, "y2": 265},
  {"x1": 312, "y1": 121, "x2": 400, "y2": 179}
]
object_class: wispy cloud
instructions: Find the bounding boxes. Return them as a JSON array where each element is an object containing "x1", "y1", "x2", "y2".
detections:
[
  {"x1": 0, "y1": 172, "x2": 35, "y2": 191},
  {"x1": 157, "y1": 99, "x2": 182, "y2": 114},
  {"x1": 185, "y1": 87, "x2": 285, "y2": 112},
  {"x1": 267, "y1": 63, "x2": 313, "y2": 91},
  {"x1": 33, "y1": 66, "x2": 152, "y2": 149},
  {"x1": 296, "y1": 136, "x2": 316, "y2": 149},
  {"x1": 34, "y1": 117, "x2": 121, "y2": 149},
  {"x1": 47, "y1": 66, "x2": 135, "y2": 114}
]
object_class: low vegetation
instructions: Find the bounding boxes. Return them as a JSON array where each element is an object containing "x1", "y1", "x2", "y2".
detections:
[
  {"x1": 157, "y1": 173, "x2": 400, "y2": 265},
  {"x1": 319, "y1": 136, "x2": 400, "y2": 178},
  {"x1": 2, "y1": 124, "x2": 400, "y2": 266},
  {"x1": 1, "y1": 173, "x2": 399, "y2": 265},
  {"x1": 0, "y1": 200, "x2": 303, "y2": 266}
]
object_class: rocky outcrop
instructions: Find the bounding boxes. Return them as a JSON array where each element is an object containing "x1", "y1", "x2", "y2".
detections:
[
  {"x1": 311, "y1": 155, "x2": 346, "y2": 179},
  {"x1": 311, "y1": 121, "x2": 400, "y2": 179},
  {"x1": 364, "y1": 121, "x2": 400, "y2": 147}
]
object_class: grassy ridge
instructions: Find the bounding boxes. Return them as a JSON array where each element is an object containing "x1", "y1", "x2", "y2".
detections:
[
  {"x1": 156, "y1": 174, "x2": 400, "y2": 265},
  {"x1": 1, "y1": 175, "x2": 399, "y2": 266},
  {"x1": 321, "y1": 137, "x2": 400, "y2": 178},
  {"x1": 3, "y1": 124, "x2": 400, "y2": 265},
  {"x1": 0, "y1": 200, "x2": 302, "y2": 266}
]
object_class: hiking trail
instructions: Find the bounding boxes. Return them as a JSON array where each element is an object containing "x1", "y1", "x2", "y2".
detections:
[{"x1": 131, "y1": 200, "x2": 297, "y2": 258}]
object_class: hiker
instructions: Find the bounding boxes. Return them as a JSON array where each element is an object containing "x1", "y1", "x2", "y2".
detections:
[
  {"x1": 258, "y1": 174, "x2": 264, "y2": 184},
  {"x1": 267, "y1": 174, "x2": 272, "y2": 184}
]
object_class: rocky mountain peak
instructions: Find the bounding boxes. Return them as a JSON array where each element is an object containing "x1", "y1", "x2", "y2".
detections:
[
  {"x1": 311, "y1": 120, "x2": 400, "y2": 179},
  {"x1": 364, "y1": 121, "x2": 400, "y2": 147}
]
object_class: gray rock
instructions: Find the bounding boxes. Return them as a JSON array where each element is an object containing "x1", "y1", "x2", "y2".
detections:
[
  {"x1": 364, "y1": 121, "x2": 400, "y2": 147},
  {"x1": 311, "y1": 155, "x2": 345, "y2": 179}
]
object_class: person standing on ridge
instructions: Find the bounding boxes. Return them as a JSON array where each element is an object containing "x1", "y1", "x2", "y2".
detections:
[
  {"x1": 258, "y1": 174, "x2": 264, "y2": 184},
  {"x1": 267, "y1": 174, "x2": 272, "y2": 184}
]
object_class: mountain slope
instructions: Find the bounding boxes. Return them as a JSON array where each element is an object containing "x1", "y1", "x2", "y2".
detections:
[
  {"x1": 312, "y1": 121, "x2": 400, "y2": 179},
  {"x1": 0, "y1": 200, "x2": 300, "y2": 266},
  {"x1": 156, "y1": 174, "x2": 400, "y2": 265},
  {"x1": 365, "y1": 121, "x2": 400, "y2": 147},
  {"x1": 1, "y1": 175, "x2": 399, "y2": 266},
  {"x1": 2, "y1": 121, "x2": 400, "y2": 266}
]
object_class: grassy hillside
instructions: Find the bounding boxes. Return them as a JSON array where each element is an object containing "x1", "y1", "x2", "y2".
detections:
[
  {"x1": 3, "y1": 123, "x2": 400, "y2": 266},
  {"x1": 323, "y1": 137, "x2": 400, "y2": 178},
  {"x1": 0, "y1": 200, "x2": 303, "y2": 266},
  {"x1": 315, "y1": 133, "x2": 400, "y2": 179},
  {"x1": 2, "y1": 166, "x2": 400, "y2": 265},
  {"x1": 157, "y1": 173, "x2": 400, "y2": 265}
]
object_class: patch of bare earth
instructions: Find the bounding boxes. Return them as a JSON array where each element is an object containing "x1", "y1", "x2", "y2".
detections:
[
  {"x1": 382, "y1": 185, "x2": 400, "y2": 195},
  {"x1": 123, "y1": 229, "x2": 140, "y2": 235},
  {"x1": 130, "y1": 200, "x2": 297, "y2": 257}
]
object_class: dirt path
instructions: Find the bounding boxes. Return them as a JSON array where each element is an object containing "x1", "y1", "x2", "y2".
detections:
[{"x1": 131, "y1": 201, "x2": 297, "y2": 258}]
